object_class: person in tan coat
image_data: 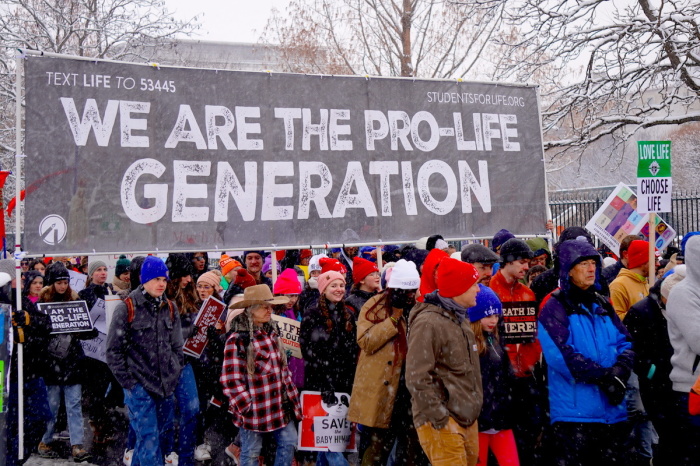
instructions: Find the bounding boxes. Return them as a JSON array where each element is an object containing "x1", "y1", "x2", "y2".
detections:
[
  {"x1": 407, "y1": 257, "x2": 483, "y2": 466},
  {"x1": 348, "y1": 260, "x2": 427, "y2": 466}
]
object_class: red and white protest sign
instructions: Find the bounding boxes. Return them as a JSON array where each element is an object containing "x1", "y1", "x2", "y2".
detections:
[
  {"x1": 183, "y1": 296, "x2": 227, "y2": 358},
  {"x1": 298, "y1": 391, "x2": 357, "y2": 452}
]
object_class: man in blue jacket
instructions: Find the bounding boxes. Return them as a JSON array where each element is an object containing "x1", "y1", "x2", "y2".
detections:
[{"x1": 538, "y1": 239, "x2": 635, "y2": 466}]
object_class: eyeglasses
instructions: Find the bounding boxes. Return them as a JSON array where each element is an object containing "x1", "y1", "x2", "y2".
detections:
[{"x1": 193, "y1": 256, "x2": 205, "y2": 261}]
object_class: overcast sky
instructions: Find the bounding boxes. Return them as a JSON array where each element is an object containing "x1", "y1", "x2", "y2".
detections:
[{"x1": 163, "y1": 0, "x2": 292, "y2": 43}]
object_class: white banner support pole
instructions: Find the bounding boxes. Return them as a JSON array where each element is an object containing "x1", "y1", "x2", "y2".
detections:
[
  {"x1": 649, "y1": 213, "x2": 656, "y2": 286},
  {"x1": 15, "y1": 51, "x2": 25, "y2": 461}
]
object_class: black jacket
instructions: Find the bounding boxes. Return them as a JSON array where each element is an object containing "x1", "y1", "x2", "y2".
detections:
[
  {"x1": 345, "y1": 288, "x2": 378, "y2": 318},
  {"x1": 300, "y1": 299, "x2": 358, "y2": 394},
  {"x1": 478, "y1": 332, "x2": 515, "y2": 431},
  {"x1": 624, "y1": 280, "x2": 674, "y2": 412}
]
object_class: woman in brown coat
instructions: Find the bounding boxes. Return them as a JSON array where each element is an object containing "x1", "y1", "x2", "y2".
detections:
[{"x1": 348, "y1": 259, "x2": 428, "y2": 466}]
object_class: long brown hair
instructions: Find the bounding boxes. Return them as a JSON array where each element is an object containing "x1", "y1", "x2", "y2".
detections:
[
  {"x1": 470, "y1": 320, "x2": 500, "y2": 356},
  {"x1": 166, "y1": 277, "x2": 199, "y2": 315},
  {"x1": 318, "y1": 294, "x2": 353, "y2": 333}
]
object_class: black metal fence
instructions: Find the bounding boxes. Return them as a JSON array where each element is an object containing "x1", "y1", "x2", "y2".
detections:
[{"x1": 549, "y1": 187, "x2": 700, "y2": 246}]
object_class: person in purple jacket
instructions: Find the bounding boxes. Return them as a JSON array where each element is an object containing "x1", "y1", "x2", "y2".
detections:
[{"x1": 273, "y1": 268, "x2": 305, "y2": 390}]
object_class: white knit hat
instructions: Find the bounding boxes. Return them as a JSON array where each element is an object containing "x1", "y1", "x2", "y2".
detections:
[
  {"x1": 387, "y1": 259, "x2": 420, "y2": 290},
  {"x1": 661, "y1": 265, "x2": 686, "y2": 299},
  {"x1": 308, "y1": 253, "x2": 328, "y2": 273}
]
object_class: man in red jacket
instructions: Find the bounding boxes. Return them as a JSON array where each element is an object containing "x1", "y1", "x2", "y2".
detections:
[{"x1": 489, "y1": 238, "x2": 543, "y2": 465}]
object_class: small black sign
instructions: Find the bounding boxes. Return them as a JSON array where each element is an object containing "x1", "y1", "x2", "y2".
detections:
[
  {"x1": 501, "y1": 301, "x2": 538, "y2": 344},
  {"x1": 38, "y1": 300, "x2": 93, "y2": 334}
]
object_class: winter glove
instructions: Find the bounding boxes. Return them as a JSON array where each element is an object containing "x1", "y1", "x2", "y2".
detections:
[
  {"x1": 321, "y1": 390, "x2": 337, "y2": 406},
  {"x1": 12, "y1": 310, "x2": 30, "y2": 343},
  {"x1": 600, "y1": 371, "x2": 627, "y2": 405},
  {"x1": 206, "y1": 325, "x2": 221, "y2": 341}
]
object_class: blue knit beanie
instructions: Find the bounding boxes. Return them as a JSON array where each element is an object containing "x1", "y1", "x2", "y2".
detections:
[
  {"x1": 468, "y1": 285, "x2": 502, "y2": 322},
  {"x1": 140, "y1": 256, "x2": 169, "y2": 284}
]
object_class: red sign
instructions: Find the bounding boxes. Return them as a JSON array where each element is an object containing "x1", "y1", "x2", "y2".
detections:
[
  {"x1": 298, "y1": 391, "x2": 357, "y2": 452},
  {"x1": 183, "y1": 296, "x2": 227, "y2": 358}
]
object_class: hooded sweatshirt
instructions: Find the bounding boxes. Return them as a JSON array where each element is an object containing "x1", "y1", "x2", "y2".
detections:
[
  {"x1": 609, "y1": 268, "x2": 649, "y2": 321},
  {"x1": 666, "y1": 236, "x2": 700, "y2": 392}
]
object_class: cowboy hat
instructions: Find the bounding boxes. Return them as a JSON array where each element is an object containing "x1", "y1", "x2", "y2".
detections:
[{"x1": 228, "y1": 284, "x2": 289, "y2": 309}]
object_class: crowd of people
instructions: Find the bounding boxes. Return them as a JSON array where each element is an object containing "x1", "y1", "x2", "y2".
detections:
[{"x1": 3, "y1": 229, "x2": 699, "y2": 466}]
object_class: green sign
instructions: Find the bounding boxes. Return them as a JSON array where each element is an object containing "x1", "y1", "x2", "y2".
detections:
[{"x1": 637, "y1": 141, "x2": 671, "y2": 177}]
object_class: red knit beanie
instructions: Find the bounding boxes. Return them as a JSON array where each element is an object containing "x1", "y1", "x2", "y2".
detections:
[
  {"x1": 320, "y1": 257, "x2": 347, "y2": 275},
  {"x1": 352, "y1": 257, "x2": 378, "y2": 284},
  {"x1": 233, "y1": 268, "x2": 257, "y2": 289},
  {"x1": 273, "y1": 268, "x2": 302, "y2": 295},
  {"x1": 436, "y1": 257, "x2": 480, "y2": 298},
  {"x1": 418, "y1": 248, "x2": 449, "y2": 301},
  {"x1": 627, "y1": 240, "x2": 650, "y2": 269}
]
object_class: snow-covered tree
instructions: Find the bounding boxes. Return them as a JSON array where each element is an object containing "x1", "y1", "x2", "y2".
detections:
[
  {"x1": 0, "y1": 0, "x2": 200, "y2": 239},
  {"x1": 496, "y1": 0, "x2": 700, "y2": 158},
  {"x1": 261, "y1": 0, "x2": 507, "y2": 78}
]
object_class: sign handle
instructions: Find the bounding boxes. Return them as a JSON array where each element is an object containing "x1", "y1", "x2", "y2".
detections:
[
  {"x1": 649, "y1": 213, "x2": 656, "y2": 286},
  {"x1": 271, "y1": 250, "x2": 278, "y2": 286}
]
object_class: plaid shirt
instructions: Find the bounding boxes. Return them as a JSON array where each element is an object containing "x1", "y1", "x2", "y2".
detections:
[{"x1": 221, "y1": 326, "x2": 302, "y2": 432}]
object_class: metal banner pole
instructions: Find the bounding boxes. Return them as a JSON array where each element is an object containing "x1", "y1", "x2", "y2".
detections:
[{"x1": 14, "y1": 51, "x2": 24, "y2": 461}]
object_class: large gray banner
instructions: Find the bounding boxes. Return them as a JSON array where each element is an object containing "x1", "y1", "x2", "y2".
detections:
[{"x1": 24, "y1": 56, "x2": 547, "y2": 254}]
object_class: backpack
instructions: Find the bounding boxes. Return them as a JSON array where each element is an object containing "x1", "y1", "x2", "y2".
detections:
[{"x1": 124, "y1": 296, "x2": 175, "y2": 323}]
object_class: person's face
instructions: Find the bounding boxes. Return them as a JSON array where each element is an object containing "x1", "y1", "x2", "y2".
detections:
[
  {"x1": 283, "y1": 294, "x2": 298, "y2": 309},
  {"x1": 569, "y1": 259, "x2": 597, "y2": 290},
  {"x1": 473, "y1": 262, "x2": 494, "y2": 286},
  {"x1": 480, "y1": 314, "x2": 499, "y2": 333},
  {"x1": 343, "y1": 247, "x2": 358, "y2": 258},
  {"x1": 300, "y1": 257, "x2": 310, "y2": 266},
  {"x1": 197, "y1": 282, "x2": 215, "y2": 300},
  {"x1": 531, "y1": 254, "x2": 547, "y2": 268},
  {"x1": 360, "y1": 271, "x2": 381, "y2": 292},
  {"x1": 92, "y1": 266, "x2": 108, "y2": 285},
  {"x1": 528, "y1": 270, "x2": 544, "y2": 286},
  {"x1": 33, "y1": 263, "x2": 46, "y2": 275},
  {"x1": 251, "y1": 304, "x2": 273, "y2": 325},
  {"x1": 192, "y1": 253, "x2": 206, "y2": 271},
  {"x1": 20, "y1": 260, "x2": 29, "y2": 272},
  {"x1": 324, "y1": 279, "x2": 346, "y2": 303},
  {"x1": 310, "y1": 270, "x2": 321, "y2": 278},
  {"x1": 118, "y1": 271, "x2": 131, "y2": 283},
  {"x1": 143, "y1": 276, "x2": 168, "y2": 298},
  {"x1": 54, "y1": 279, "x2": 69, "y2": 294},
  {"x1": 503, "y1": 259, "x2": 530, "y2": 281},
  {"x1": 30, "y1": 276, "x2": 44, "y2": 296},
  {"x1": 453, "y1": 282, "x2": 480, "y2": 308},
  {"x1": 245, "y1": 253, "x2": 263, "y2": 274},
  {"x1": 179, "y1": 275, "x2": 192, "y2": 288}
]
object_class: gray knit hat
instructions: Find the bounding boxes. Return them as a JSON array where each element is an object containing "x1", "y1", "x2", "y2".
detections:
[
  {"x1": 0, "y1": 259, "x2": 15, "y2": 277},
  {"x1": 88, "y1": 260, "x2": 107, "y2": 278},
  {"x1": 661, "y1": 265, "x2": 686, "y2": 299}
]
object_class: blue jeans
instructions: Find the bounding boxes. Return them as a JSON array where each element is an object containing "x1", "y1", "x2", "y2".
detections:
[
  {"x1": 41, "y1": 384, "x2": 84, "y2": 446},
  {"x1": 175, "y1": 363, "x2": 199, "y2": 466},
  {"x1": 239, "y1": 421, "x2": 297, "y2": 466},
  {"x1": 316, "y1": 451, "x2": 350, "y2": 466},
  {"x1": 123, "y1": 384, "x2": 175, "y2": 466}
]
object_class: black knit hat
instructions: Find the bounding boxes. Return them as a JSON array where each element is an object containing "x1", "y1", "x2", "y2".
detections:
[
  {"x1": 129, "y1": 256, "x2": 146, "y2": 290},
  {"x1": 499, "y1": 238, "x2": 534, "y2": 264},
  {"x1": 45, "y1": 262, "x2": 70, "y2": 286},
  {"x1": 165, "y1": 253, "x2": 194, "y2": 280}
]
